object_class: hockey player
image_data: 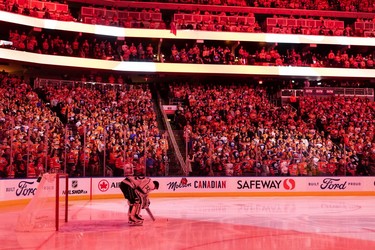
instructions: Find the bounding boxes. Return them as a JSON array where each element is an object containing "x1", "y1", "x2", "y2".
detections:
[{"x1": 119, "y1": 176, "x2": 159, "y2": 225}]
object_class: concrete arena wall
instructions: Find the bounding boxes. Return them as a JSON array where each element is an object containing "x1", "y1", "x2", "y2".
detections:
[{"x1": 1, "y1": 176, "x2": 374, "y2": 206}]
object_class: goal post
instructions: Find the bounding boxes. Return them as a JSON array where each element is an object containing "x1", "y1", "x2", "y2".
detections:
[
  {"x1": 16, "y1": 173, "x2": 69, "y2": 232},
  {"x1": 56, "y1": 173, "x2": 69, "y2": 231}
]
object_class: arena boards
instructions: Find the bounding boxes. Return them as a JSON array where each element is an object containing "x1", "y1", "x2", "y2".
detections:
[{"x1": 1, "y1": 176, "x2": 374, "y2": 207}]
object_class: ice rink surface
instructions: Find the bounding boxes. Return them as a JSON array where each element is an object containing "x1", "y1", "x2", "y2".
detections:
[{"x1": 1, "y1": 196, "x2": 375, "y2": 250}]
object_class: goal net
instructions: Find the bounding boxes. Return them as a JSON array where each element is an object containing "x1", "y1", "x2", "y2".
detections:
[{"x1": 15, "y1": 173, "x2": 69, "y2": 232}]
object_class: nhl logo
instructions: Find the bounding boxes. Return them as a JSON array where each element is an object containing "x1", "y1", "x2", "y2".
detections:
[{"x1": 72, "y1": 180, "x2": 78, "y2": 189}]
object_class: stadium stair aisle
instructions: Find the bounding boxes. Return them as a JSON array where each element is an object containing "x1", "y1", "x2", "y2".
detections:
[{"x1": 149, "y1": 82, "x2": 183, "y2": 176}]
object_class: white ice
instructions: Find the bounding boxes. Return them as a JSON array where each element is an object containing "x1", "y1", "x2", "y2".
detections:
[{"x1": 1, "y1": 196, "x2": 374, "y2": 250}]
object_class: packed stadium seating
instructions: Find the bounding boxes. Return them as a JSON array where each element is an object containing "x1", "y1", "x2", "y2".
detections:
[
  {"x1": 0, "y1": 72, "x2": 170, "y2": 178},
  {"x1": 169, "y1": 82, "x2": 374, "y2": 176},
  {"x1": 0, "y1": 0, "x2": 374, "y2": 178},
  {"x1": 3, "y1": 27, "x2": 374, "y2": 68}
]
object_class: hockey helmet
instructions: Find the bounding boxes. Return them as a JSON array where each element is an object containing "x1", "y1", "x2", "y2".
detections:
[{"x1": 153, "y1": 181, "x2": 159, "y2": 190}]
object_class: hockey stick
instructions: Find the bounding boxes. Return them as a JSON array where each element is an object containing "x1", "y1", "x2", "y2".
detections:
[{"x1": 145, "y1": 207, "x2": 156, "y2": 221}]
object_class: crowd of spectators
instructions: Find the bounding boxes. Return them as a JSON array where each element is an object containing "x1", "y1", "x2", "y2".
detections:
[
  {"x1": 0, "y1": 70, "x2": 374, "y2": 179},
  {"x1": 166, "y1": 42, "x2": 375, "y2": 69},
  {"x1": 7, "y1": 29, "x2": 157, "y2": 62},
  {"x1": 169, "y1": 82, "x2": 374, "y2": 176},
  {"x1": 36, "y1": 80, "x2": 169, "y2": 177},
  {"x1": 4, "y1": 28, "x2": 375, "y2": 69},
  {"x1": 0, "y1": 0, "x2": 374, "y2": 180},
  {"x1": 1, "y1": 0, "x2": 375, "y2": 38},
  {"x1": 0, "y1": 71, "x2": 63, "y2": 178},
  {"x1": 0, "y1": 71, "x2": 169, "y2": 178},
  {"x1": 37, "y1": 79, "x2": 168, "y2": 176}
]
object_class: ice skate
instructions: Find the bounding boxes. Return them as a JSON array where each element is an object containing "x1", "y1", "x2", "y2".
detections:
[
  {"x1": 128, "y1": 204, "x2": 143, "y2": 225},
  {"x1": 135, "y1": 214, "x2": 144, "y2": 221},
  {"x1": 128, "y1": 217, "x2": 143, "y2": 226}
]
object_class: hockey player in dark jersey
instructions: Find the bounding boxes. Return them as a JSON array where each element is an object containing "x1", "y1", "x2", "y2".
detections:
[{"x1": 119, "y1": 176, "x2": 159, "y2": 225}]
